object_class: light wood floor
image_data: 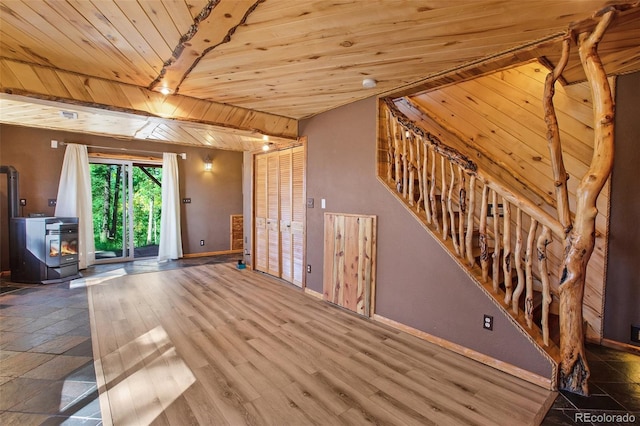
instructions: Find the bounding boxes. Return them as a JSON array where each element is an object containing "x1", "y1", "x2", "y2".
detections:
[{"x1": 86, "y1": 263, "x2": 555, "y2": 425}]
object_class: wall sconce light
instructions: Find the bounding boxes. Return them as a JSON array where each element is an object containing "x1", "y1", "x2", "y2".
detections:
[{"x1": 204, "y1": 155, "x2": 213, "y2": 171}]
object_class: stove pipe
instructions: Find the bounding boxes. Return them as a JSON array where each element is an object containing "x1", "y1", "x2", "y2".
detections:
[{"x1": 0, "y1": 165, "x2": 19, "y2": 218}]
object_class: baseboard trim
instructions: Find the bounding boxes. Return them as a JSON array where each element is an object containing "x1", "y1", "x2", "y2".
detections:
[
  {"x1": 601, "y1": 338, "x2": 640, "y2": 355},
  {"x1": 304, "y1": 287, "x2": 323, "y2": 300},
  {"x1": 372, "y1": 314, "x2": 555, "y2": 391},
  {"x1": 182, "y1": 249, "x2": 243, "y2": 258}
]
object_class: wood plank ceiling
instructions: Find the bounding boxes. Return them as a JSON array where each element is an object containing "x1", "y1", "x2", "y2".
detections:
[{"x1": 1, "y1": 0, "x2": 639, "y2": 151}]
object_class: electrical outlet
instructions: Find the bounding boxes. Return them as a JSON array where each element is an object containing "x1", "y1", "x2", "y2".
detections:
[
  {"x1": 19, "y1": 199, "x2": 26, "y2": 206},
  {"x1": 631, "y1": 324, "x2": 640, "y2": 344},
  {"x1": 48, "y1": 199, "x2": 57, "y2": 207},
  {"x1": 306, "y1": 264, "x2": 311, "y2": 273},
  {"x1": 182, "y1": 198, "x2": 191, "y2": 204},
  {"x1": 200, "y1": 240, "x2": 205, "y2": 246},
  {"x1": 483, "y1": 314, "x2": 494, "y2": 331}
]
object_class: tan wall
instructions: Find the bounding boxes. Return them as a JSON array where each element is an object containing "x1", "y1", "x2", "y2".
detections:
[
  {"x1": 605, "y1": 71, "x2": 640, "y2": 345},
  {"x1": 404, "y1": 61, "x2": 610, "y2": 340},
  {"x1": 300, "y1": 97, "x2": 553, "y2": 378},
  {"x1": 0, "y1": 125, "x2": 243, "y2": 271}
]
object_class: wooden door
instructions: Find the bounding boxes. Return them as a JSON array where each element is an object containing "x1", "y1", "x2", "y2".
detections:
[
  {"x1": 254, "y1": 155, "x2": 268, "y2": 273},
  {"x1": 266, "y1": 152, "x2": 280, "y2": 276},
  {"x1": 290, "y1": 146, "x2": 305, "y2": 287},
  {"x1": 254, "y1": 144, "x2": 305, "y2": 286},
  {"x1": 323, "y1": 213, "x2": 377, "y2": 316},
  {"x1": 279, "y1": 149, "x2": 293, "y2": 283}
]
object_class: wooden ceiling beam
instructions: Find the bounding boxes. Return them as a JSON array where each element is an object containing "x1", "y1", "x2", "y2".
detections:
[
  {"x1": 0, "y1": 58, "x2": 298, "y2": 140},
  {"x1": 149, "y1": 0, "x2": 263, "y2": 95}
]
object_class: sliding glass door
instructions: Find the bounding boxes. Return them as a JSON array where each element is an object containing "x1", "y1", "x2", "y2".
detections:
[{"x1": 90, "y1": 159, "x2": 162, "y2": 262}]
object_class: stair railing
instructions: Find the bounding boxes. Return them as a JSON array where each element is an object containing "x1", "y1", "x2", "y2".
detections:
[{"x1": 382, "y1": 99, "x2": 563, "y2": 348}]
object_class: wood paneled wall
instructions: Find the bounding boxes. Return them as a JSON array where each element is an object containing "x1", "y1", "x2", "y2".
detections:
[{"x1": 401, "y1": 61, "x2": 610, "y2": 340}]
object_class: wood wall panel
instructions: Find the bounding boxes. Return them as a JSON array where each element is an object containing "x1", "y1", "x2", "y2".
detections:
[
  {"x1": 404, "y1": 61, "x2": 610, "y2": 339},
  {"x1": 323, "y1": 213, "x2": 376, "y2": 317}
]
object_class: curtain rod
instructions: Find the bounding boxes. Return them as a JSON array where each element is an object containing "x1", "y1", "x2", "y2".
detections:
[{"x1": 57, "y1": 141, "x2": 187, "y2": 159}]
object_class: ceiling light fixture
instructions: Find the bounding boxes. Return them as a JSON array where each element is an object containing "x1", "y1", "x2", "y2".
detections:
[
  {"x1": 362, "y1": 78, "x2": 377, "y2": 89},
  {"x1": 262, "y1": 135, "x2": 271, "y2": 151},
  {"x1": 159, "y1": 87, "x2": 172, "y2": 95}
]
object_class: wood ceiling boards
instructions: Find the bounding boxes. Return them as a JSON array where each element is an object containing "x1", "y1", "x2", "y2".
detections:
[{"x1": 1, "y1": 0, "x2": 639, "y2": 150}]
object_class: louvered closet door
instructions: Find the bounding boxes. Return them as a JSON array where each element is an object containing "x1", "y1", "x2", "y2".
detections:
[
  {"x1": 254, "y1": 145, "x2": 305, "y2": 286},
  {"x1": 266, "y1": 152, "x2": 280, "y2": 276},
  {"x1": 290, "y1": 146, "x2": 305, "y2": 287},
  {"x1": 279, "y1": 149, "x2": 293, "y2": 283},
  {"x1": 254, "y1": 155, "x2": 268, "y2": 273}
]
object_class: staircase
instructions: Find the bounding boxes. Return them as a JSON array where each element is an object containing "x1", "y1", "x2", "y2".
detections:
[{"x1": 379, "y1": 99, "x2": 563, "y2": 387}]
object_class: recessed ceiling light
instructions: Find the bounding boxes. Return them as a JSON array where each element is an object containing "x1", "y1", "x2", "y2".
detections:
[
  {"x1": 362, "y1": 78, "x2": 377, "y2": 89},
  {"x1": 159, "y1": 87, "x2": 172, "y2": 95}
]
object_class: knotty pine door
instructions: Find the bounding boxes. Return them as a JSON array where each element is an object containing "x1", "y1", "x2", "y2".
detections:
[
  {"x1": 323, "y1": 213, "x2": 377, "y2": 316},
  {"x1": 254, "y1": 145, "x2": 305, "y2": 287}
]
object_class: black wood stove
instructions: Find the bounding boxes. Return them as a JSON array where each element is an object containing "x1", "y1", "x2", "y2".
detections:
[{"x1": 10, "y1": 217, "x2": 81, "y2": 284}]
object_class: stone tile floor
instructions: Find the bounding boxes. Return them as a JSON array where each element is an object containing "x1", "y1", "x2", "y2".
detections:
[
  {"x1": 0, "y1": 255, "x2": 241, "y2": 425},
  {"x1": 1, "y1": 254, "x2": 637, "y2": 425},
  {"x1": 542, "y1": 344, "x2": 640, "y2": 425},
  {"x1": 0, "y1": 282, "x2": 100, "y2": 425}
]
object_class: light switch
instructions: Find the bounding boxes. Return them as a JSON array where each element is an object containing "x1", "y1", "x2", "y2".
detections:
[{"x1": 321, "y1": 198, "x2": 326, "y2": 209}]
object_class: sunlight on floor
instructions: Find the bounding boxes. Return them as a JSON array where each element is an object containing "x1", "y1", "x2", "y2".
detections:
[
  {"x1": 70, "y1": 267, "x2": 128, "y2": 288},
  {"x1": 96, "y1": 326, "x2": 196, "y2": 424}
]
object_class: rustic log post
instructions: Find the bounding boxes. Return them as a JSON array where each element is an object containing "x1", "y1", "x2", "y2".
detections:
[
  {"x1": 458, "y1": 167, "x2": 467, "y2": 257},
  {"x1": 502, "y1": 199, "x2": 513, "y2": 304},
  {"x1": 512, "y1": 208, "x2": 525, "y2": 314},
  {"x1": 402, "y1": 129, "x2": 409, "y2": 199},
  {"x1": 423, "y1": 143, "x2": 432, "y2": 224},
  {"x1": 441, "y1": 156, "x2": 449, "y2": 239},
  {"x1": 558, "y1": 9, "x2": 616, "y2": 396},
  {"x1": 544, "y1": 38, "x2": 573, "y2": 234},
  {"x1": 392, "y1": 120, "x2": 402, "y2": 192},
  {"x1": 479, "y1": 184, "x2": 490, "y2": 282},
  {"x1": 416, "y1": 136, "x2": 423, "y2": 213},
  {"x1": 525, "y1": 218, "x2": 538, "y2": 328},
  {"x1": 430, "y1": 150, "x2": 440, "y2": 231},
  {"x1": 407, "y1": 131, "x2": 416, "y2": 206},
  {"x1": 537, "y1": 226, "x2": 553, "y2": 346},
  {"x1": 492, "y1": 189, "x2": 501, "y2": 293},
  {"x1": 465, "y1": 175, "x2": 477, "y2": 267},
  {"x1": 384, "y1": 108, "x2": 394, "y2": 183},
  {"x1": 448, "y1": 163, "x2": 460, "y2": 255}
]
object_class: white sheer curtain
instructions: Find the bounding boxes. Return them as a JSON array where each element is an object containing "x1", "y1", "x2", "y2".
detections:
[
  {"x1": 158, "y1": 152, "x2": 183, "y2": 262},
  {"x1": 55, "y1": 143, "x2": 95, "y2": 269}
]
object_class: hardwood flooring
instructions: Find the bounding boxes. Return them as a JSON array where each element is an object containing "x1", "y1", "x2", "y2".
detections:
[{"x1": 86, "y1": 263, "x2": 555, "y2": 425}]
